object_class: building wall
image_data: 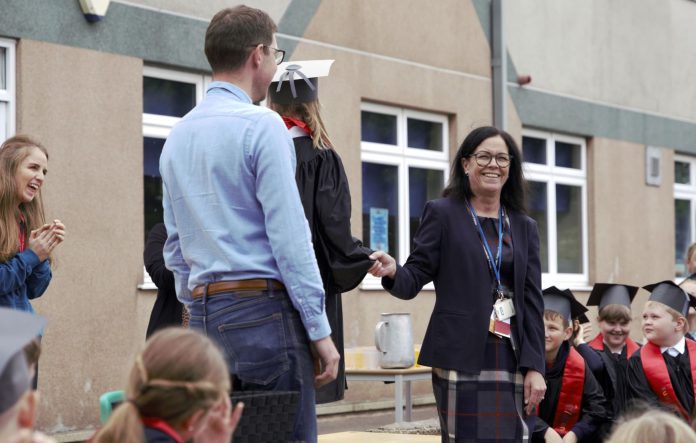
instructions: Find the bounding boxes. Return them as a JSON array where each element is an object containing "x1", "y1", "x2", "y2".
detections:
[
  {"x1": 16, "y1": 39, "x2": 145, "y2": 431},
  {"x1": 1, "y1": 0, "x2": 695, "y2": 433},
  {"x1": 507, "y1": 0, "x2": 696, "y2": 122}
]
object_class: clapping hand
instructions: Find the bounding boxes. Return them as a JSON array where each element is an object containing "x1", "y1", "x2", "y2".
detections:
[{"x1": 28, "y1": 220, "x2": 66, "y2": 261}]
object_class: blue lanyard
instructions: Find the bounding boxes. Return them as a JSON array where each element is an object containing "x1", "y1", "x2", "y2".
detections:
[{"x1": 465, "y1": 201, "x2": 504, "y2": 292}]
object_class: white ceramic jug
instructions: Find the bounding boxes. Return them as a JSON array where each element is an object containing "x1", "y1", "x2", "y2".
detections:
[{"x1": 374, "y1": 313, "x2": 414, "y2": 369}]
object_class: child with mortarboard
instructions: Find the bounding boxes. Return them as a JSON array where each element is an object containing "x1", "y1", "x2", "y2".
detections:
[
  {"x1": 586, "y1": 283, "x2": 640, "y2": 417},
  {"x1": 532, "y1": 287, "x2": 610, "y2": 443},
  {"x1": 627, "y1": 281, "x2": 696, "y2": 421}
]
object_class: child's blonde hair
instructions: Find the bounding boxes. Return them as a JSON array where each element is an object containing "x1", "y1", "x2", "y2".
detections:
[
  {"x1": 92, "y1": 328, "x2": 230, "y2": 443},
  {"x1": 606, "y1": 409, "x2": 696, "y2": 443},
  {"x1": 645, "y1": 300, "x2": 687, "y2": 330}
]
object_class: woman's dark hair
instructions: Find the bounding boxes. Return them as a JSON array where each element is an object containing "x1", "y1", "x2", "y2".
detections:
[{"x1": 442, "y1": 126, "x2": 527, "y2": 213}]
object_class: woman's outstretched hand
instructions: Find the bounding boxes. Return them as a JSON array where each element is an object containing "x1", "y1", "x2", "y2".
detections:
[{"x1": 368, "y1": 251, "x2": 397, "y2": 279}]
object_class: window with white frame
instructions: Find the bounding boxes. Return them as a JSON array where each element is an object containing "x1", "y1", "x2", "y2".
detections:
[
  {"x1": 674, "y1": 155, "x2": 696, "y2": 277},
  {"x1": 141, "y1": 67, "x2": 208, "y2": 287},
  {"x1": 522, "y1": 129, "x2": 588, "y2": 286},
  {"x1": 0, "y1": 38, "x2": 16, "y2": 142},
  {"x1": 360, "y1": 102, "x2": 449, "y2": 288}
]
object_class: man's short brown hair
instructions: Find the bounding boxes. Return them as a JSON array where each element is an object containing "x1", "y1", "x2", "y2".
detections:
[{"x1": 204, "y1": 5, "x2": 277, "y2": 73}]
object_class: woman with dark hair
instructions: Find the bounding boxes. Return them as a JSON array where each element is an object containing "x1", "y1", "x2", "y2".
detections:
[{"x1": 370, "y1": 126, "x2": 546, "y2": 442}]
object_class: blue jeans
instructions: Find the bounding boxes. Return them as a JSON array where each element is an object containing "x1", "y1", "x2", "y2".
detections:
[{"x1": 188, "y1": 286, "x2": 316, "y2": 443}]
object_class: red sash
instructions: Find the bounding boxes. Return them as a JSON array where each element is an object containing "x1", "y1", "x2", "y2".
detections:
[
  {"x1": 552, "y1": 347, "x2": 585, "y2": 436},
  {"x1": 141, "y1": 417, "x2": 184, "y2": 443},
  {"x1": 640, "y1": 340, "x2": 696, "y2": 420},
  {"x1": 588, "y1": 333, "x2": 639, "y2": 356},
  {"x1": 282, "y1": 116, "x2": 312, "y2": 136}
]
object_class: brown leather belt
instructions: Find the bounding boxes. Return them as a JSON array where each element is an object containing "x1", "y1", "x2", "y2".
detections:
[{"x1": 192, "y1": 279, "x2": 285, "y2": 299}]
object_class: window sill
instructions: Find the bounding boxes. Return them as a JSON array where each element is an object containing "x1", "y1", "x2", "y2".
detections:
[
  {"x1": 360, "y1": 275, "x2": 435, "y2": 292},
  {"x1": 138, "y1": 282, "x2": 157, "y2": 291}
]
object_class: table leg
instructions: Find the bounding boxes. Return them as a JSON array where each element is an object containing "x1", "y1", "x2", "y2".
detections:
[
  {"x1": 395, "y1": 374, "x2": 404, "y2": 423},
  {"x1": 405, "y1": 379, "x2": 413, "y2": 422}
]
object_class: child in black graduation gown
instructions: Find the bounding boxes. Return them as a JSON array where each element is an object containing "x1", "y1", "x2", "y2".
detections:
[
  {"x1": 585, "y1": 283, "x2": 641, "y2": 419},
  {"x1": 627, "y1": 281, "x2": 696, "y2": 421},
  {"x1": 533, "y1": 288, "x2": 610, "y2": 443}
]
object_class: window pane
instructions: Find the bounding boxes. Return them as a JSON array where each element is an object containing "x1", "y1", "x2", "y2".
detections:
[
  {"x1": 675, "y1": 199, "x2": 692, "y2": 277},
  {"x1": 144, "y1": 137, "x2": 165, "y2": 242},
  {"x1": 528, "y1": 181, "x2": 548, "y2": 273},
  {"x1": 362, "y1": 162, "x2": 399, "y2": 260},
  {"x1": 555, "y1": 141, "x2": 582, "y2": 169},
  {"x1": 408, "y1": 168, "x2": 443, "y2": 251},
  {"x1": 675, "y1": 161, "x2": 691, "y2": 185},
  {"x1": 522, "y1": 136, "x2": 546, "y2": 165},
  {"x1": 556, "y1": 184, "x2": 583, "y2": 273},
  {"x1": 143, "y1": 77, "x2": 196, "y2": 117},
  {"x1": 0, "y1": 102, "x2": 6, "y2": 143},
  {"x1": 0, "y1": 47, "x2": 5, "y2": 90},
  {"x1": 361, "y1": 111, "x2": 397, "y2": 145},
  {"x1": 407, "y1": 118, "x2": 443, "y2": 151}
]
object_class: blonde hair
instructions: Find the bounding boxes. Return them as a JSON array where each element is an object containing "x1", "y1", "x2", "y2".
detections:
[
  {"x1": 92, "y1": 328, "x2": 230, "y2": 443},
  {"x1": 606, "y1": 409, "x2": 696, "y2": 443},
  {"x1": 687, "y1": 243, "x2": 696, "y2": 264},
  {"x1": 645, "y1": 300, "x2": 687, "y2": 328},
  {"x1": 0, "y1": 135, "x2": 48, "y2": 263},
  {"x1": 269, "y1": 100, "x2": 333, "y2": 149}
]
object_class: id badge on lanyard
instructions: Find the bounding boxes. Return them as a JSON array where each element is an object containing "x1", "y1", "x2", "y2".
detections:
[{"x1": 465, "y1": 201, "x2": 515, "y2": 337}]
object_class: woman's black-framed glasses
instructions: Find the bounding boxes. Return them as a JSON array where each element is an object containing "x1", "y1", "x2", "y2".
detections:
[{"x1": 469, "y1": 152, "x2": 513, "y2": 168}]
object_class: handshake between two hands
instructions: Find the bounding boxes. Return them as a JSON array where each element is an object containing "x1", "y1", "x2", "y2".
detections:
[{"x1": 367, "y1": 251, "x2": 397, "y2": 279}]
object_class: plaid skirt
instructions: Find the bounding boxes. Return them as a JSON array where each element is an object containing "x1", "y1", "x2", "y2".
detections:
[{"x1": 432, "y1": 333, "x2": 533, "y2": 442}]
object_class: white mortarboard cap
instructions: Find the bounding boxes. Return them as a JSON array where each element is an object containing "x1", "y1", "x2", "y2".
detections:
[{"x1": 269, "y1": 60, "x2": 334, "y2": 104}]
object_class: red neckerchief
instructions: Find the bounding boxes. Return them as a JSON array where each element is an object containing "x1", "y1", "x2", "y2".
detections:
[
  {"x1": 282, "y1": 116, "x2": 312, "y2": 136},
  {"x1": 141, "y1": 417, "x2": 185, "y2": 443},
  {"x1": 640, "y1": 340, "x2": 696, "y2": 421},
  {"x1": 552, "y1": 346, "x2": 585, "y2": 436},
  {"x1": 17, "y1": 213, "x2": 26, "y2": 252},
  {"x1": 588, "y1": 333, "x2": 640, "y2": 357}
]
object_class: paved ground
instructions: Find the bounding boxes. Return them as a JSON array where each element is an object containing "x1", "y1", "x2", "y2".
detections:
[{"x1": 318, "y1": 405, "x2": 440, "y2": 435}]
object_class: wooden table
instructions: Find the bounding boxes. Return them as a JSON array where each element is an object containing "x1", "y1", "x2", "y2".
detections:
[{"x1": 345, "y1": 366, "x2": 432, "y2": 423}]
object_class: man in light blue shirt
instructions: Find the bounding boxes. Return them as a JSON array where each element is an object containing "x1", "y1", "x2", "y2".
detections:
[{"x1": 159, "y1": 6, "x2": 339, "y2": 442}]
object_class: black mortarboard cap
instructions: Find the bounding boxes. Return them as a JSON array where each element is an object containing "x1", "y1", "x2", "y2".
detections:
[
  {"x1": 586, "y1": 283, "x2": 639, "y2": 310},
  {"x1": 269, "y1": 60, "x2": 334, "y2": 105},
  {"x1": 0, "y1": 308, "x2": 45, "y2": 414},
  {"x1": 543, "y1": 286, "x2": 588, "y2": 322},
  {"x1": 644, "y1": 280, "x2": 690, "y2": 317}
]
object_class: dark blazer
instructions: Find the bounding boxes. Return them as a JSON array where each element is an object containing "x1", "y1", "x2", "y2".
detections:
[
  {"x1": 382, "y1": 196, "x2": 545, "y2": 375},
  {"x1": 144, "y1": 223, "x2": 183, "y2": 338}
]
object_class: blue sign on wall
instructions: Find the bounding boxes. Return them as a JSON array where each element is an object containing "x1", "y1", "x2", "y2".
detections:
[{"x1": 370, "y1": 207, "x2": 389, "y2": 252}]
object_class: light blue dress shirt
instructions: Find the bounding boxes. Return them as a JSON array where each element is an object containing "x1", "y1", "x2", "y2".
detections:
[{"x1": 160, "y1": 81, "x2": 330, "y2": 341}]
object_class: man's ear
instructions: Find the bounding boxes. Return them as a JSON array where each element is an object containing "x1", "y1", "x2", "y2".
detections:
[
  {"x1": 17, "y1": 390, "x2": 38, "y2": 430},
  {"x1": 564, "y1": 326, "x2": 574, "y2": 341}
]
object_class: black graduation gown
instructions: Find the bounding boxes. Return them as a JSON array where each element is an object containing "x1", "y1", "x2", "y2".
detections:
[
  {"x1": 593, "y1": 343, "x2": 633, "y2": 417},
  {"x1": 532, "y1": 342, "x2": 610, "y2": 443},
  {"x1": 292, "y1": 135, "x2": 374, "y2": 403},
  {"x1": 627, "y1": 345, "x2": 695, "y2": 418},
  {"x1": 144, "y1": 223, "x2": 183, "y2": 338}
]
